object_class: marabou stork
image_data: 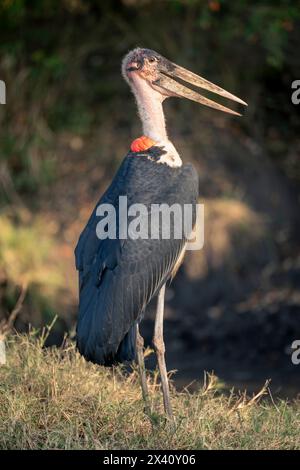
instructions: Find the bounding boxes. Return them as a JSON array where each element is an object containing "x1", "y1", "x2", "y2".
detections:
[{"x1": 75, "y1": 48, "x2": 247, "y2": 419}]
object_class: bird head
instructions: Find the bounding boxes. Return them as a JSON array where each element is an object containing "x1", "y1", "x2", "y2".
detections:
[{"x1": 122, "y1": 48, "x2": 247, "y2": 116}]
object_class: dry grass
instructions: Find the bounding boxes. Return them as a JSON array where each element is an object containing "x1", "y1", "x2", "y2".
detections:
[{"x1": 0, "y1": 333, "x2": 299, "y2": 450}]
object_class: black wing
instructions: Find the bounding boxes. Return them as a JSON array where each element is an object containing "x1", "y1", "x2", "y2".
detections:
[{"x1": 75, "y1": 149, "x2": 199, "y2": 365}]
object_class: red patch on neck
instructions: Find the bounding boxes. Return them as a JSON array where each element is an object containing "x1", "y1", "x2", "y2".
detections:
[{"x1": 130, "y1": 136, "x2": 156, "y2": 152}]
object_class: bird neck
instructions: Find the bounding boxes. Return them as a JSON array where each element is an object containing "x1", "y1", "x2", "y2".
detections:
[
  {"x1": 132, "y1": 76, "x2": 168, "y2": 142},
  {"x1": 137, "y1": 96, "x2": 167, "y2": 142},
  {"x1": 130, "y1": 75, "x2": 182, "y2": 167}
]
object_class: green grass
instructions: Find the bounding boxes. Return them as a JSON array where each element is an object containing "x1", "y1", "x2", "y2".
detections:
[
  {"x1": 0, "y1": 333, "x2": 299, "y2": 450},
  {"x1": 0, "y1": 212, "x2": 63, "y2": 328}
]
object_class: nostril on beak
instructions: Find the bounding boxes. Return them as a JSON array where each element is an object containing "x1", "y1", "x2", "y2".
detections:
[{"x1": 127, "y1": 60, "x2": 142, "y2": 72}]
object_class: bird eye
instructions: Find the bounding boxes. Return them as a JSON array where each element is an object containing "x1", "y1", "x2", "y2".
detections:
[{"x1": 148, "y1": 57, "x2": 157, "y2": 63}]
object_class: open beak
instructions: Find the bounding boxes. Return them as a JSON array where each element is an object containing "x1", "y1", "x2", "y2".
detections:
[{"x1": 154, "y1": 58, "x2": 247, "y2": 116}]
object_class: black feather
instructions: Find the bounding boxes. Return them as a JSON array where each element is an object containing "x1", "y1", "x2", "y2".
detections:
[{"x1": 75, "y1": 148, "x2": 199, "y2": 365}]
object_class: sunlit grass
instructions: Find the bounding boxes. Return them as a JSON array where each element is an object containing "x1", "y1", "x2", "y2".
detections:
[
  {"x1": 0, "y1": 211, "x2": 64, "y2": 326},
  {"x1": 0, "y1": 212, "x2": 60, "y2": 287},
  {"x1": 0, "y1": 333, "x2": 299, "y2": 450}
]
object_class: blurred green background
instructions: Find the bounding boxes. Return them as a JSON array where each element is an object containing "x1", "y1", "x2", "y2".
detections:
[{"x1": 0, "y1": 0, "x2": 300, "y2": 394}]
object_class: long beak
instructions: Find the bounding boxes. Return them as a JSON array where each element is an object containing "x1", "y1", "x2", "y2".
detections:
[{"x1": 154, "y1": 59, "x2": 247, "y2": 116}]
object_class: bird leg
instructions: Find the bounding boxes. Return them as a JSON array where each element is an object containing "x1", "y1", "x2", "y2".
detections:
[
  {"x1": 135, "y1": 323, "x2": 150, "y2": 414},
  {"x1": 153, "y1": 284, "x2": 173, "y2": 420}
]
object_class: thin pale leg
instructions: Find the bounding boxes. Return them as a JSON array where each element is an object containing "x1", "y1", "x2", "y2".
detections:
[
  {"x1": 153, "y1": 284, "x2": 173, "y2": 419},
  {"x1": 136, "y1": 323, "x2": 150, "y2": 414}
]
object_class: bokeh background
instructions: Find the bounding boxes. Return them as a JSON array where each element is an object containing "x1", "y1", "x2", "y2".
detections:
[{"x1": 1, "y1": 0, "x2": 300, "y2": 395}]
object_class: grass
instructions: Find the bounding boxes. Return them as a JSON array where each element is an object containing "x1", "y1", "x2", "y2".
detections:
[
  {"x1": 0, "y1": 212, "x2": 60, "y2": 288},
  {"x1": 0, "y1": 333, "x2": 299, "y2": 450},
  {"x1": 0, "y1": 211, "x2": 64, "y2": 330}
]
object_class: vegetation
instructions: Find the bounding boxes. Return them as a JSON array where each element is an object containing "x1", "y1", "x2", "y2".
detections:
[
  {"x1": 0, "y1": 332, "x2": 299, "y2": 450},
  {"x1": 0, "y1": 211, "x2": 63, "y2": 332},
  {"x1": 0, "y1": 1, "x2": 300, "y2": 450},
  {"x1": 1, "y1": 0, "x2": 300, "y2": 199},
  {"x1": 0, "y1": 0, "x2": 299, "y2": 320}
]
